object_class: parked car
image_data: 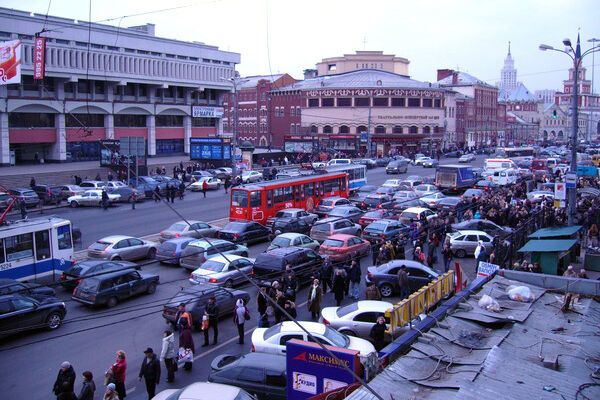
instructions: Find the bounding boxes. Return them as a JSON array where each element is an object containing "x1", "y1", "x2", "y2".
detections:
[
  {"x1": 392, "y1": 190, "x2": 417, "y2": 201},
  {"x1": 474, "y1": 180, "x2": 498, "y2": 191},
  {"x1": 241, "y1": 170, "x2": 262, "y2": 183},
  {"x1": 385, "y1": 160, "x2": 408, "y2": 174},
  {"x1": 414, "y1": 156, "x2": 433, "y2": 166},
  {"x1": 72, "y1": 269, "x2": 159, "y2": 308},
  {"x1": 399, "y1": 176, "x2": 423, "y2": 189},
  {"x1": 363, "y1": 193, "x2": 393, "y2": 209},
  {"x1": 0, "y1": 294, "x2": 66, "y2": 335},
  {"x1": 209, "y1": 353, "x2": 286, "y2": 400},
  {"x1": 321, "y1": 300, "x2": 394, "y2": 340},
  {"x1": 365, "y1": 260, "x2": 439, "y2": 297},
  {"x1": 31, "y1": 184, "x2": 62, "y2": 205},
  {"x1": 180, "y1": 239, "x2": 249, "y2": 271},
  {"x1": 57, "y1": 185, "x2": 85, "y2": 200},
  {"x1": 269, "y1": 217, "x2": 311, "y2": 236},
  {"x1": 459, "y1": 153, "x2": 476, "y2": 163},
  {"x1": 8, "y1": 188, "x2": 39, "y2": 208},
  {"x1": 451, "y1": 219, "x2": 512, "y2": 237},
  {"x1": 162, "y1": 285, "x2": 250, "y2": 331},
  {"x1": 110, "y1": 186, "x2": 143, "y2": 203},
  {"x1": 310, "y1": 217, "x2": 362, "y2": 242},
  {"x1": 159, "y1": 220, "x2": 218, "y2": 243},
  {"x1": 327, "y1": 205, "x2": 364, "y2": 223},
  {"x1": 266, "y1": 208, "x2": 318, "y2": 228},
  {"x1": 448, "y1": 230, "x2": 495, "y2": 258},
  {"x1": 390, "y1": 198, "x2": 429, "y2": 212},
  {"x1": 319, "y1": 234, "x2": 370, "y2": 262},
  {"x1": 0, "y1": 191, "x2": 13, "y2": 211},
  {"x1": 155, "y1": 237, "x2": 196, "y2": 265},
  {"x1": 102, "y1": 181, "x2": 127, "y2": 191},
  {"x1": 436, "y1": 197, "x2": 462, "y2": 212},
  {"x1": 67, "y1": 190, "x2": 120, "y2": 207},
  {"x1": 79, "y1": 181, "x2": 106, "y2": 190},
  {"x1": 398, "y1": 207, "x2": 437, "y2": 224},
  {"x1": 413, "y1": 184, "x2": 439, "y2": 197},
  {"x1": 462, "y1": 188, "x2": 484, "y2": 201},
  {"x1": 59, "y1": 260, "x2": 137, "y2": 289},
  {"x1": 0, "y1": 278, "x2": 55, "y2": 296},
  {"x1": 313, "y1": 197, "x2": 352, "y2": 217},
  {"x1": 190, "y1": 170, "x2": 214, "y2": 182},
  {"x1": 87, "y1": 235, "x2": 158, "y2": 261},
  {"x1": 189, "y1": 176, "x2": 222, "y2": 191},
  {"x1": 420, "y1": 192, "x2": 447, "y2": 209},
  {"x1": 190, "y1": 255, "x2": 254, "y2": 288},
  {"x1": 358, "y1": 158, "x2": 377, "y2": 169},
  {"x1": 358, "y1": 209, "x2": 397, "y2": 228},
  {"x1": 375, "y1": 157, "x2": 390, "y2": 167},
  {"x1": 422, "y1": 158, "x2": 439, "y2": 168},
  {"x1": 268, "y1": 233, "x2": 319, "y2": 252},
  {"x1": 218, "y1": 221, "x2": 271, "y2": 244},
  {"x1": 362, "y1": 219, "x2": 410, "y2": 243},
  {"x1": 153, "y1": 382, "x2": 254, "y2": 400},
  {"x1": 253, "y1": 247, "x2": 323, "y2": 286}
]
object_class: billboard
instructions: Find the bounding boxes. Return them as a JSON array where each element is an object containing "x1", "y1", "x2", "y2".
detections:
[
  {"x1": 286, "y1": 339, "x2": 360, "y2": 400},
  {"x1": 190, "y1": 137, "x2": 232, "y2": 160},
  {"x1": 285, "y1": 141, "x2": 314, "y2": 153},
  {"x1": 0, "y1": 40, "x2": 22, "y2": 85},
  {"x1": 100, "y1": 139, "x2": 145, "y2": 167},
  {"x1": 191, "y1": 106, "x2": 224, "y2": 118},
  {"x1": 33, "y1": 36, "x2": 46, "y2": 80}
]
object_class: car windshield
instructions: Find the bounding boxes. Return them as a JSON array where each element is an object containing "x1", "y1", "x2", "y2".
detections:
[
  {"x1": 159, "y1": 242, "x2": 177, "y2": 252},
  {"x1": 200, "y1": 260, "x2": 226, "y2": 272},
  {"x1": 363, "y1": 211, "x2": 381, "y2": 218},
  {"x1": 336, "y1": 303, "x2": 359, "y2": 317},
  {"x1": 167, "y1": 223, "x2": 188, "y2": 232},
  {"x1": 23, "y1": 191, "x2": 36, "y2": 196},
  {"x1": 324, "y1": 326, "x2": 349, "y2": 347},
  {"x1": 323, "y1": 239, "x2": 344, "y2": 247},
  {"x1": 402, "y1": 212, "x2": 418, "y2": 220},
  {"x1": 90, "y1": 241, "x2": 111, "y2": 251},
  {"x1": 365, "y1": 222, "x2": 386, "y2": 232},
  {"x1": 275, "y1": 211, "x2": 290, "y2": 218},
  {"x1": 320, "y1": 200, "x2": 334, "y2": 207},
  {"x1": 264, "y1": 323, "x2": 282, "y2": 340},
  {"x1": 311, "y1": 223, "x2": 331, "y2": 232},
  {"x1": 328, "y1": 209, "x2": 346, "y2": 216},
  {"x1": 223, "y1": 222, "x2": 248, "y2": 232},
  {"x1": 78, "y1": 278, "x2": 101, "y2": 291},
  {"x1": 271, "y1": 237, "x2": 291, "y2": 247}
]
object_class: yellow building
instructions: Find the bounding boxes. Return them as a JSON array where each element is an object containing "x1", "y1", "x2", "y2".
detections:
[{"x1": 315, "y1": 50, "x2": 410, "y2": 77}]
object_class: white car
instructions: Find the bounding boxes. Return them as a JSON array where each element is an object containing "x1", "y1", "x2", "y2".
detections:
[
  {"x1": 189, "y1": 176, "x2": 222, "y2": 191},
  {"x1": 327, "y1": 158, "x2": 352, "y2": 166},
  {"x1": 413, "y1": 184, "x2": 439, "y2": 197},
  {"x1": 381, "y1": 179, "x2": 404, "y2": 190},
  {"x1": 241, "y1": 170, "x2": 262, "y2": 183},
  {"x1": 399, "y1": 207, "x2": 437, "y2": 224},
  {"x1": 459, "y1": 154, "x2": 475, "y2": 163},
  {"x1": 448, "y1": 230, "x2": 494, "y2": 258},
  {"x1": 189, "y1": 255, "x2": 254, "y2": 287},
  {"x1": 103, "y1": 181, "x2": 127, "y2": 190},
  {"x1": 420, "y1": 192, "x2": 446, "y2": 208},
  {"x1": 251, "y1": 321, "x2": 376, "y2": 363},
  {"x1": 67, "y1": 190, "x2": 120, "y2": 207},
  {"x1": 553, "y1": 164, "x2": 570, "y2": 175},
  {"x1": 413, "y1": 156, "x2": 432, "y2": 166},
  {"x1": 267, "y1": 233, "x2": 320, "y2": 252},
  {"x1": 153, "y1": 382, "x2": 254, "y2": 400},
  {"x1": 527, "y1": 191, "x2": 555, "y2": 202},
  {"x1": 320, "y1": 300, "x2": 394, "y2": 341},
  {"x1": 312, "y1": 161, "x2": 327, "y2": 168}
]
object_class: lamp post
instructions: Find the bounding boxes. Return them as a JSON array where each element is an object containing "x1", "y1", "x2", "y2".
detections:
[
  {"x1": 540, "y1": 35, "x2": 600, "y2": 225},
  {"x1": 588, "y1": 38, "x2": 600, "y2": 142}
]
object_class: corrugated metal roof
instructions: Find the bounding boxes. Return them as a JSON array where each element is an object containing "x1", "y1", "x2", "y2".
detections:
[
  {"x1": 437, "y1": 71, "x2": 495, "y2": 88},
  {"x1": 506, "y1": 82, "x2": 538, "y2": 102},
  {"x1": 518, "y1": 239, "x2": 577, "y2": 253},
  {"x1": 528, "y1": 226, "x2": 582, "y2": 239},
  {"x1": 237, "y1": 74, "x2": 284, "y2": 89}
]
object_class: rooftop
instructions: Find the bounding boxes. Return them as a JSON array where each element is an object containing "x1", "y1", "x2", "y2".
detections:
[
  {"x1": 437, "y1": 71, "x2": 495, "y2": 88},
  {"x1": 236, "y1": 74, "x2": 285, "y2": 89},
  {"x1": 502, "y1": 82, "x2": 538, "y2": 103}
]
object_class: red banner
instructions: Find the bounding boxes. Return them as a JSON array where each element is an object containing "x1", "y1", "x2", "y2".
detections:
[{"x1": 33, "y1": 36, "x2": 46, "y2": 80}]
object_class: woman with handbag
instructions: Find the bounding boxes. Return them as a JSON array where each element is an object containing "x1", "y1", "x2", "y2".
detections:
[
  {"x1": 110, "y1": 350, "x2": 127, "y2": 400},
  {"x1": 178, "y1": 319, "x2": 195, "y2": 371},
  {"x1": 233, "y1": 299, "x2": 250, "y2": 344}
]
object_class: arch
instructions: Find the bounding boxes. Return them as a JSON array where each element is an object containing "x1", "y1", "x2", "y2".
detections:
[
  {"x1": 9, "y1": 103, "x2": 63, "y2": 113},
  {"x1": 375, "y1": 125, "x2": 385, "y2": 134},
  {"x1": 357, "y1": 125, "x2": 367, "y2": 134},
  {"x1": 114, "y1": 105, "x2": 152, "y2": 115},
  {"x1": 258, "y1": 136, "x2": 268, "y2": 147},
  {"x1": 392, "y1": 125, "x2": 403, "y2": 134},
  {"x1": 423, "y1": 126, "x2": 431, "y2": 134},
  {"x1": 339, "y1": 125, "x2": 350, "y2": 134},
  {"x1": 67, "y1": 104, "x2": 111, "y2": 114},
  {"x1": 409, "y1": 125, "x2": 418, "y2": 134},
  {"x1": 310, "y1": 125, "x2": 318, "y2": 134},
  {"x1": 558, "y1": 130, "x2": 564, "y2": 138},
  {"x1": 323, "y1": 125, "x2": 333, "y2": 134}
]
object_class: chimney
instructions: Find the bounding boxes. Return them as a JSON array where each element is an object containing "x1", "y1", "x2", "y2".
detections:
[
  {"x1": 437, "y1": 69, "x2": 454, "y2": 82},
  {"x1": 303, "y1": 69, "x2": 318, "y2": 79}
]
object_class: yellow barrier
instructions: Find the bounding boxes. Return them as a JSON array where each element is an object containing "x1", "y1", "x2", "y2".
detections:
[{"x1": 385, "y1": 270, "x2": 454, "y2": 335}]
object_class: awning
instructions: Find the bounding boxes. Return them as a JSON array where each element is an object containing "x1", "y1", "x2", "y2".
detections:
[
  {"x1": 518, "y1": 239, "x2": 577, "y2": 253},
  {"x1": 528, "y1": 226, "x2": 581, "y2": 239}
]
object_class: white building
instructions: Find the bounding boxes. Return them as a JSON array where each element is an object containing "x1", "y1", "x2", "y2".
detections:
[{"x1": 497, "y1": 42, "x2": 517, "y2": 97}]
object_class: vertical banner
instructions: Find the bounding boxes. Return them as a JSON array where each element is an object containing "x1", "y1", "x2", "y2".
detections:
[
  {"x1": 0, "y1": 40, "x2": 22, "y2": 85},
  {"x1": 33, "y1": 36, "x2": 46, "y2": 80}
]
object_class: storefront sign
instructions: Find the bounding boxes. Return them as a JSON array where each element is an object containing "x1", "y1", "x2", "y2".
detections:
[
  {"x1": 565, "y1": 172, "x2": 577, "y2": 189},
  {"x1": 376, "y1": 115, "x2": 440, "y2": 120},
  {"x1": 191, "y1": 106, "x2": 224, "y2": 118},
  {"x1": 33, "y1": 36, "x2": 46, "y2": 80},
  {"x1": 0, "y1": 40, "x2": 22, "y2": 85}
]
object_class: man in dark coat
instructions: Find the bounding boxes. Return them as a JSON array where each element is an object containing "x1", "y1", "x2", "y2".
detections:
[
  {"x1": 139, "y1": 348, "x2": 161, "y2": 400},
  {"x1": 101, "y1": 189, "x2": 109, "y2": 210},
  {"x1": 397, "y1": 266, "x2": 410, "y2": 300},
  {"x1": 203, "y1": 297, "x2": 219, "y2": 345},
  {"x1": 53, "y1": 361, "x2": 76, "y2": 398}
]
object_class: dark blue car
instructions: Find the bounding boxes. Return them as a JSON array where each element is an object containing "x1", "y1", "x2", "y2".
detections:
[
  {"x1": 362, "y1": 219, "x2": 411, "y2": 243},
  {"x1": 155, "y1": 237, "x2": 196, "y2": 265}
]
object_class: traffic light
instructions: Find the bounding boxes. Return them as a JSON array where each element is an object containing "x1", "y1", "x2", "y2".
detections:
[{"x1": 552, "y1": 110, "x2": 557, "y2": 119}]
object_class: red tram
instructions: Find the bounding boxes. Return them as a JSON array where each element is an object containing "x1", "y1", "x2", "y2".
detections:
[{"x1": 229, "y1": 172, "x2": 349, "y2": 225}]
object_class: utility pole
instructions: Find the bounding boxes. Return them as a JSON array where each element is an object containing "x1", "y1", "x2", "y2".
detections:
[
  {"x1": 569, "y1": 51, "x2": 579, "y2": 226},
  {"x1": 367, "y1": 104, "x2": 372, "y2": 157}
]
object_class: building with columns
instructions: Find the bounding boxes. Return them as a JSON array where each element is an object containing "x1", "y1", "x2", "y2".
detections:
[{"x1": 0, "y1": 7, "x2": 239, "y2": 165}]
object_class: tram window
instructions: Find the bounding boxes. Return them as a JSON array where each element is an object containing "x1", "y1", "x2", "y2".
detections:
[
  {"x1": 305, "y1": 183, "x2": 314, "y2": 197},
  {"x1": 5, "y1": 233, "x2": 33, "y2": 261},
  {"x1": 274, "y1": 188, "x2": 284, "y2": 203},
  {"x1": 267, "y1": 190, "x2": 273, "y2": 208},
  {"x1": 318, "y1": 181, "x2": 324, "y2": 196},
  {"x1": 341, "y1": 177, "x2": 346, "y2": 192},
  {"x1": 297, "y1": 184, "x2": 305, "y2": 200},
  {"x1": 250, "y1": 191, "x2": 261, "y2": 208},
  {"x1": 232, "y1": 190, "x2": 249, "y2": 207},
  {"x1": 0, "y1": 239, "x2": 4, "y2": 263},
  {"x1": 35, "y1": 230, "x2": 51, "y2": 261},
  {"x1": 284, "y1": 186, "x2": 293, "y2": 201},
  {"x1": 57, "y1": 225, "x2": 72, "y2": 250}
]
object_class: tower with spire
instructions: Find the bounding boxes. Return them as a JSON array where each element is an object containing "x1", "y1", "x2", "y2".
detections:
[{"x1": 499, "y1": 41, "x2": 517, "y2": 94}]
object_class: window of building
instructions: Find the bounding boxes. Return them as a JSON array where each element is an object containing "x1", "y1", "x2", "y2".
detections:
[
  {"x1": 156, "y1": 139, "x2": 184, "y2": 154},
  {"x1": 156, "y1": 115, "x2": 184, "y2": 127},
  {"x1": 373, "y1": 97, "x2": 389, "y2": 107},
  {"x1": 308, "y1": 99, "x2": 319, "y2": 107},
  {"x1": 93, "y1": 81, "x2": 105, "y2": 94},
  {"x1": 409, "y1": 125, "x2": 418, "y2": 134},
  {"x1": 290, "y1": 107, "x2": 295, "y2": 116},
  {"x1": 357, "y1": 125, "x2": 367, "y2": 134},
  {"x1": 422, "y1": 98, "x2": 433, "y2": 107},
  {"x1": 339, "y1": 125, "x2": 350, "y2": 134},
  {"x1": 122, "y1": 83, "x2": 135, "y2": 96},
  {"x1": 310, "y1": 125, "x2": 318, "y2": 134},
  {"x1": 423, "y1": 126, "x2": 431, "y2": 134},
  {"x1": 192, "y1": 117, "x2": 217, "y2": 127},
  {"x1": 375, "y1": 125, "x2": 386, "y2": 134},
  {"x1": 392, "y1": 126, "x2": 403, "y2": 134},
  {"x1": 434, "y1": 99, "x2": 442, "y2": 108},
  {"x1": 337, "y1": 98, "x2": 352, "y2": 107},
  {"x1": 21, "y1": 75, "x2": 39, "y2": 91},
  {"x1": 408, "y1": 98, "x2": 421, "y2": 107},
  {"x1": 9, "y1": 113, "x2": 55, "y2": 128},
  {"x1": 67, "y1": 142, "x2": 100, "y2": 161},
  {"x1": 322, "y1": 98, "x2": 334, "y2": 107},
  {"x1": 296, "y1": 107, "x2": 301, "y2": 116},
  {"x1": 355, "y1": 97, "x2": 370, "y2": 107},
  {"x1": 323, "y1": 125, "x2": 333, "y2": 134},
  {"x1": 328, "y1": 64, "x2": 337, "y2": 71},
  {"x1": 114, "y1": 114, "x2": 147, "y2": 127},
  {"x1": 66, "y1": 114, "x2": 104, "y2": 127}
]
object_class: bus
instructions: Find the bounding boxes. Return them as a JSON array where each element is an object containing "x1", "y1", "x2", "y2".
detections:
[
  {"x1": 495, "y1": 147, "x2": 535, "y2": 158},
  {"x1": 0, "y1": 217, "x2": 74, "y2": 281},
  {"x1": 230, "y1": 171, "x2": 349, "y2": 225},
  {"x1": 325, "y1": 163, "x2": 367, "y2": 191}
]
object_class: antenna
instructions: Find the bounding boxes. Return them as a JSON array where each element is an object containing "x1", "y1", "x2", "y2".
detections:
[{"x1": 362, "y1": 36, "x2": 367, "y2": 50}]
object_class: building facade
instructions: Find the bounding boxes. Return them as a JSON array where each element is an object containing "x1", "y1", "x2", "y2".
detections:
[
  {"x1": 539, "y1": 103, "x2": 569, "y2": 144},
  {"x1": 498, "y1": 42, "x2": 517, "y2": 94},
  {"x1": 535, "y1": 89, "x2": 557, "y2": 105},
  {"x1": 0, "y1": 7, "x2": 239, "y2": 165},
  {"x1": 315, "y1": 51, "x2": 410, "y2": 77}
]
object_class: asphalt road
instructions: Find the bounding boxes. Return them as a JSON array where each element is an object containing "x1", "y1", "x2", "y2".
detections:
[{"x1": 0, "y1": 156, "x2": 485, "y2": 400}]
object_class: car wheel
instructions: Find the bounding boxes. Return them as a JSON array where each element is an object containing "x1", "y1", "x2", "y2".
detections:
[
  {"x1": 455, "y1": 249, "x2": 467, "y2": 258},
  {"x1": 339, "y1": 329, "x2": 357, "y2": 337},
  {"x1": 146, "y1": 283, "x2": 157, "y2": 294},
  {"x1": 70, "y1": 201, "x2": 79, "y2": 208},
  {"x1": 46, "y1": 312, "x2": 63, "y2": 330},
  {"x1": 224, "y1": 279, "x2": 233, "y2": 288},
  {"x1": 106, "y1": 296, "x2": 118, "y2": 308},
  {"x1": 112, "y1": 256, "x2": 122, "y2": 261},
  {"x1": 380, "y1": 283, "x2": 394, "y2": 298},
  {"x1": 147, "y1": 248, "x2": 157, "y2": 259},
  {"x1": 241, "y1": 252, "x2": 248, "y2": 257}
]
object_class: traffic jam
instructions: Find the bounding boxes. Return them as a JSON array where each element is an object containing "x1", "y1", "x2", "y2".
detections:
[{"x1": 0, "y1": 144, "x2": 595, "y2": 400}]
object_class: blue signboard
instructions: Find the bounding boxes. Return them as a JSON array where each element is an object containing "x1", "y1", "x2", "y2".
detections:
[
  {"x1": 577, "y1": 165, "x2": 598, "y2": 177},
  {"x1": 286, "y1": 339, "x2": 360, "y2": 400},
  {"x1": 189, "y1": 138, "x2": 231, "y2": 160},
  {"x1": 223, "y1": 145, "x2": 231, "y2": 160}
]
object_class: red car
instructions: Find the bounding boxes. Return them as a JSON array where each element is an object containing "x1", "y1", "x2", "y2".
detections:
[
  {"x1": 318, "y1": 233, "x2": 371, "y2": 262},
  {"x1": 358, "y1": 209, "x2": 398, "y2": 228}
]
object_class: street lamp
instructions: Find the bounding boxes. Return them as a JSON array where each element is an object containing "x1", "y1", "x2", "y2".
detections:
[{"x1": 539, "y1": 34, "x2": 600, "y2": 225}]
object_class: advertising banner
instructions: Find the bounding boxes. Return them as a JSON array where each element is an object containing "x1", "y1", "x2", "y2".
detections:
[
  {"x1": 476, "y1": 261, "x2": 499, "y2": 278},
  {"x1": 554, "y1": 181, "x2": 566, "y2": 200},
  {"x1": 33, "y1": 36, "x2": 46, "y2": 80},
  {"x1": 191, "y1": 106, "x2": 224, "y2": 118},
  {"x1": 0, "y1": 40, "x2": 22, "y2": 85},
  {"x1": 286, "y1": 339, "x2": 360, "y2": 400},
  {"x1": 189, "y1": 137, "x2": 231, "y2": 160}
]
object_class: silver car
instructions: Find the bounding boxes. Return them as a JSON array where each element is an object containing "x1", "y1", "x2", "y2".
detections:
[
  {"x1": 310, "y1": 217, "x2": 361, "y2": 242},
  {"x1": 87, "y1": 235, "x2": 158, "y2": 261},
  {"x1": 159, "y1": 220, "x2": 218, "y2": 243},
  {"x1": 67, "y1": 190, "x2": 120, "y2": 207},
  {"x1": 448, "y1": 230, "x2": 494, "y2": 258},
  {"x1": 413, "y1": 184, "x2": 439, "y2": 197},
  {"x1": 267, "y1": 233, "x2": 320, "y2": 251},
  {"x1": 189, "y1": 255, "x2": 254, "y2": 288},
  {"x1": 393, "y1": 190, "x2": 417, "y2": 201},
  {"x1": 179, "y1": 239, "x2": 249, "y2": 271},
  {"x1": 327, "y1": 205, "x2": 363, "y2": 223},
  {"x1": 320, "y1": 300, "x2": 394, "y2": 340}
]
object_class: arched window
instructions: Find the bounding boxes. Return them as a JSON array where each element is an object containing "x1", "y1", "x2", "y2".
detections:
[
  {"x1": 375, "y1": 125, "x2": 385, "y2": 134},
  {"x1": 323, "y1": 125, "x2": 333, "y2": 134},
  {"x1": 392, "y1": 126, "x2": 403, "y2": 134},
  {"x1": 433, "y1": 126, "x2": 441, "y2": 133},
  {"x1": 409, "y1": 126, "x2": 418, "y2": 134},
  {"x1": 423, "y1": 126, "x2": 431, "y2": 134},
  {"x1": 357, "y1": 125, "x2": 367, "y2": 134},
  {"x1": 339, "y1": 125, "x2": 349, "y2": 134},
  {"x1": 310, "y1": 125, "x2": 318, "y2": 134}
]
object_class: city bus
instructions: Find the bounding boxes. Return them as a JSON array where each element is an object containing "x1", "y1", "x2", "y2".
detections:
[
  {"x1": 495, "y1": 147, "x2": 535, "y2": 158},
  {"x1": 325, "y1": 163, "x2": 367, "y2": 192},
  {"x1": 230, "y1": 171, "x2": 349, "y2": 225},
  {"x1": 0, "y1": 216, "x2": 74, "y2": 281}
]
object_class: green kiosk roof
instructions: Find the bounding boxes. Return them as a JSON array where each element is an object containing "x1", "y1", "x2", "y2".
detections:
[
  {"x1": 528, "y1": 226, "x2": 582, "y2": 239},
  {"x1": 518, "y1": 239, "x2": 577, "y2": 253}
]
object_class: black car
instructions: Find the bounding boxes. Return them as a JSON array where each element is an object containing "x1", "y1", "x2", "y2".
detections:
[
  {"x1": 358, "y1": 159, "x2": 377, "y2": 169},
  {"x1": 386, "y1": 160, "x2": 408, "y2": 174},
  {"x1": 0, "y1": 294, "x2": 66, "y2": 335},
  {"x1": 209, "y1": 353, "x2": 287, "y2": 400},
  {"x1": 362, "y1": 219, "x2": 411, "y2": 243},
  {"x1": 59, "y1": 260, "x2": 138, "y2": 289},
  {"x1": 110, "y1": 187, "x2": 144, "y2": 202},
  {"x1": 436, "y1": 197, "x2": 462, "y2": 212},
  {"x1": 375, "y1": 157, "x2": 390, "y2": 167},
  {"x1": 270, "y1": 217, "x2": 311, "y2": 236},
  {"x1": 450, "y1": 219, "x2": 512, "y2": 237},
  {"x1": 253, "y1": 247, "x2": 323, "y2": 286},
  {"x1": 162, "y1": 284, "x2": 250, "y2": 331},
  {"x1": 72, "y1": 268, "x2": 159, "y2": 308},
  {"x1": 218, "y1": 221, "x2": 270, "y2": 244},
  {"x1": 363, "y1": 194, "x2": 393, "y2": 209},
  {"x1": 32, "y1": 185, "x2": 62, "y2": 205},
  {"x1": 365, "y1": 260, "x2": 439, "y2": 298},
  {"x1": 0, "y1": 278, "x2": 55, "y2": 297}
]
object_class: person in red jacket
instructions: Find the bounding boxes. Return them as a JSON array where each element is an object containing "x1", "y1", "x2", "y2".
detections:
[{"x1": 111, "y1": 350, "x2": 127, "y2": 400}]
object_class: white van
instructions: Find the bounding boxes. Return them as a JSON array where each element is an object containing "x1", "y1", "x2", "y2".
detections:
[
  {"x1": 327, "y1": 158, "x2": 352, "y2": 166},
  {"x1": 484, "y1": 158, "x2": 517, "y2": 172},
  {"x1": 492, "y1": 168, "x2": 519, "y2": 186}
]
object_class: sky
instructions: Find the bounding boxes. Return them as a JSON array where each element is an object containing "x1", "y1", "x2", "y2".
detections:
[{"x1": 3, "y1": 0, "x2": 600, "y2": 92}]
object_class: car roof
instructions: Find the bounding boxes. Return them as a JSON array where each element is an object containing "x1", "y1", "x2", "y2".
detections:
[
  {"x1": 74, "y1": 260, "x2": 136, "y2": 268},
  {"x1": 455, "y1": 230, "x2": 491, "y2": 236},
  {"x1": 317, "y1": 217, "x2": 350, "y2": 224},
  {"x1": 402, "y1": 207, "x2": 430, "y2": 213},
  {"x1": 378, "y1": 259, "x2": 435, "y2": 273},
  {"x1": 230, "y1": 352, "x2": 287, "y2": 370},
  {"x1": 97, "y1": 235, "x2": 135, "y2": 243},
  {"x1": 204, "y1": 254, "x2": 248, "y2": 264},
  {"x1": 277, "y1": 208, "x2": 304, "y2": 213},
  {"x1": 0, "y1": 278, "x2": 22, "y2": 286},
  {"x1": 265, "y1": 246, "x2": 307, "y2": 256},
  {"x1": 277, "y1": 233, "x2": 308, "y2": 239},
  {"x1": 280, "y1": 320, "x2": 326, "y2": 334},
  {"x1": 81, "y1": 268, "x2": 138, "y2": 280},
  {"x1": 189, "y1": 238, "x2": 229, "y2": 247},
  {"x1": 176, "y1": 382, "x2": 242, "y2": 399},
  {"x1": 354, "y1": 300, "x2": 394, "y2": 312},
  {"x1": 327, "y1": 233, "x2": 357, "y2": 241}
]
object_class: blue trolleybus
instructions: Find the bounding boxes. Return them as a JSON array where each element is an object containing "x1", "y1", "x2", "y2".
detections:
[{"x1": 326, "y1": 163, "x2": 367, "y2": 192}]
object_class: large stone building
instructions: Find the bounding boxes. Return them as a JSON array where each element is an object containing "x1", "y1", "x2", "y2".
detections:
[
  {"x1": 0, "y1": 7, "x2": 239, "y2": 165},
  {"x1": 313, "y1": 51, "x2": 410, "y2": 77},
  {"x1": 498, "y1": 42, "x2": 517, "y2": 94}
]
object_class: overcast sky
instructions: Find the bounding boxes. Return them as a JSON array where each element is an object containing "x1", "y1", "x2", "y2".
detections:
[{"x1": 4, "y1": 0, "x2": 600, "y2": 92}]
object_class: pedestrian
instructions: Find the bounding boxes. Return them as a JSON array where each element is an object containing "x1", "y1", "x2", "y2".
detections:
[
  {"x1": 103, "y1": 383, "x2": 119, "y2": 400},
  {"x1": 30, "y1": 176, "x2": 36, "y2": 189},
  {"x1": 474, "y1": 240, "x2": 486, "y2": 264},
  {"x1": 19, "y1": 198, "x2": 27, "y2": 220},
  {"x1": 203, "y1": 296, "x2": 219, "y2": 346},
  {"x1": 578, "y1": 268, "x2": 589, "y2": 279},
  {"x1": 427, "y1": 242, "x2": 436, "y2": 268},
  {"x1": 282, "y1": 299, "x2": 297, "y2": 321},
  {"x1": 307, "y1": 278, "x2": 322, "y2": 320},
  {"x1": 178, "y1": 181, "x2": 185, "y2": 200},
  {"x1": 332, "y1": 268, "x2": 346, "y2": 307},
  {"x1": 372, "y1": 243, "x2": 380, "y2": 265},
  {"x1": 102, "y1": 189, "x2": 109, "y2": 210},
  {"x1": 108, "y1": 172, "x2": 114, "y2": 181},
  {"x1": 397, "y1": 266, "x2": 410, "y2": 300},
  {"x1": 160, "y1": 330, "x2": 176, "y2": 384},
  {"x1": 178, "y1": 319, "x2": 195, "y2": 371},
  {"x1": 348, "y1": 260, "x2": 361, "y2": 301},
  {"x1": 413, "y1": 246, "x2": 425, "y2": 263},
  {"x1": 370, "y1": 316, "x2": 387, "y2": 351},
  {"x1": 53, "y1": 361, "x2": 76, "y2": 399},
  {"x1": 95, "y1": 172, "x2": 102, "y2": 181},
  {"x1": 563, "y1": 265, "x2": 577, "y2": 278},
  {"x1": 233, "y1": 299, "x2": 250, "y2": 344},
  {"x1": 365, "y1": 282, "x2": 382, "y2": 300},
  {"x1": 257, "y1": 286, "x2": 269, "y2": 328},
  {"x1": 201, "y1": 180, "x2": 208, "y2": 198},
  {"x1": 77, "y1": 371, "x2": 96, "y2": 400},
  {"x1": 274, "y1": 289, "x2": 286, "y2": 324},
  {"x1": 175, "y1": 303, "x2": 193, "y2": 331},
  {"x1": 441, "y1": 244, "x2": 453, "y2": 273},
  {"x1": 320, "y1": 257, "x2": 332, "y2": 294},
  {"x1": 153, "y1": 186, "x2": 161, "y2": 202},
  {"x1": 282, "y1": 264, "x2": 298, "y2": 301},
  {"x1": 169, "y1": 184, "x2": 176, "y2": 203},
  {"x1": 138, "y1": 347, "x2": 161, "y2": 400},
  {"x1": 224, "y1": 176, "x2": 231, "y2": 193},
  {"x1": 109, "y1": 350, "x2": 127, "y2": 400}
]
